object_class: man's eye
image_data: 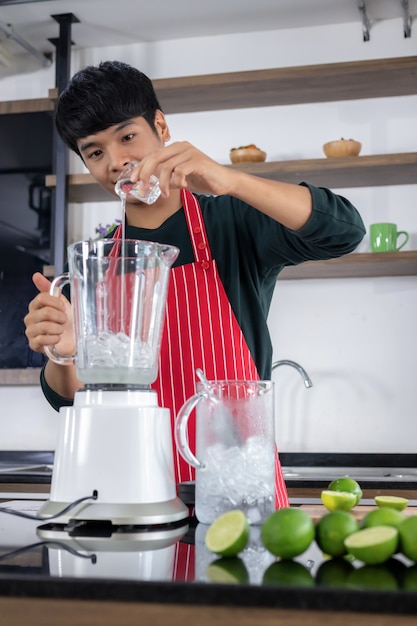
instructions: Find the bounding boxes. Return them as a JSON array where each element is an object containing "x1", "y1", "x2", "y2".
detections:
[
  {"x1": 88, "y1": 149, "x2": 102, "y2": 159},
  {"x1": 122, "y1": 133, "x2": 134, "y2": 142}
]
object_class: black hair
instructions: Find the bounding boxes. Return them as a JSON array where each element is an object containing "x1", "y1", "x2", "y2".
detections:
[{"x1": 55, "y1": 60, "x2": 163, "y2": 155}]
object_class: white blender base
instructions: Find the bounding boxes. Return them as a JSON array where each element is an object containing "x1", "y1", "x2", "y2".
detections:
[
  {"x1": 38, "y1": 388, "x2": 189, "y2": 526},
  {"x1": 37, "y1": 497, "x2": 189, "y2": 526}
]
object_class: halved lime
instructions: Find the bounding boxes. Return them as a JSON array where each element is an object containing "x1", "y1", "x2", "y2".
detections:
[
  {"x1": 260, "y1": 507, "x2": 315, "y2": 559},
  {"x1": 374, "y1": 495, "x2": 409, "y2": 511},
  {"x1": 344, "y1": 526, "x2": 399, "y2": 564},
  {"x1": 205, "y1": 510, "x2": 250, "y2": 557},
  {"x1": 347, "y1": 563, "x2": 398, "y2": 591},
  {"x1": 361, "y1": 507, "x2": 405, "y2": 530},
  {"x1": 321, "y1": 490, "x2": 356, "y2": 512},
  {"x1": 398, "y1": 515, "x2": 417, "y2": 562},
  {"x1": 206, "y1": 557, "x2": 249, "y2": 584},
  {"x1": 315, "y1": 510, "x2": 359, "y2": 557},
  {"x1": 328, "y1": 477, "x2": 363, "y2": 505}
]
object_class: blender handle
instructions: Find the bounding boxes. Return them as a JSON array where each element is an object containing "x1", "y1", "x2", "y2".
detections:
[
  {"x1": 174, "y1": 392, "x2": 206, "y2": 469},
  {"x1": 44, "y1": 273, "x2": 76, "y2": 365}
]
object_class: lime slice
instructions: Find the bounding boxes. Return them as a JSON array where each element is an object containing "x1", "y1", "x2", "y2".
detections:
[
  {"x1": 328, "y1": 477, "x2": 363, "y2": 505},
  {"x1": 321, "y1": 490, "x2": 356, "y2": 512},
  {"x1": 398, "y1": 515, "x2": 417, "y2": 562},
  {"x1": 261, "y1": 507, "x2": 315, "y2": 559},
  {"x1": 205, "y1": 510, "x2": 249, "y2": 557},
  {"x1": 374, "y1": 495, "x2": 409, "y2": 511},
  {"x1": 206, "y1": 557, "x2": 249, "y2": 584},
  {"x1": 315, "y1": 510, "x2": 359, "y2": 557},
  {"x1": 344, "y1": 526, "x2": 399, "y2": 564},
  {"x1": 361, "y1": 507, "x2": 405, "y2": 529}
]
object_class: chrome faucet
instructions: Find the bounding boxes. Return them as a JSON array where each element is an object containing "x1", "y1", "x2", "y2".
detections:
[{"x1": 271, "y1": 359, "x2": 313, "y2": 388}]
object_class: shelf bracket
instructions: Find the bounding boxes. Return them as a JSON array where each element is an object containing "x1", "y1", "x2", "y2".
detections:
[
  {"x1": 0, "y1": 19, "x2": 52, "y2": 67},
  {"x1": 401, "y1": 0, "x2": 412, "y2": 37},
  {"x1": 357, "y1": 1, "x2": 371, "y2": 41},
  {"x1": 48, "y1": 12, "x2": 80, "y2": 276}
]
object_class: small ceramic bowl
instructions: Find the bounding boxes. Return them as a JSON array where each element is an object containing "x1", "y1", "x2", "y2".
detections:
[
  {"x1": 230, "y1": 144, "x2": 267, "y2": 164},
  {"x1": 323, "y1": 139, "x2": 362, "y2": 158}
]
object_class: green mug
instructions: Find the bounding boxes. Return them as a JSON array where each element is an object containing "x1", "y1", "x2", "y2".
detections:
[{"x1": 369, "y1": 223, "x2": 409, "y2": 253}]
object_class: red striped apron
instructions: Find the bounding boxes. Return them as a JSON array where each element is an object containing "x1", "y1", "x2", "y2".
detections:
[{"x1": 114, "y1": 190, "x2": 289, "y2": 510}]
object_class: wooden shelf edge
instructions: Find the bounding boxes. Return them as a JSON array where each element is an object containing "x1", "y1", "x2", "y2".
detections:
[
  {"x1": 0, "y1": 369, "x2": 42, "y2": 386},
  {"x1": 44, "y1": 152, "x2": 417, "y2": 202},
  {"x1": 0, "y1": 95, "x2": 55, "y2": 115},
  {"x1": 279, "y1": 251, "x2": 417, "y2": 280},
  {"x1": 153, "y1": 56, "x2": 417, "y2": 113}
]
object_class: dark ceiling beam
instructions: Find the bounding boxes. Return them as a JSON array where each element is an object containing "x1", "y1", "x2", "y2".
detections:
[{"x1": 0, "y1": 0, "x2": 58, "y2": 5}]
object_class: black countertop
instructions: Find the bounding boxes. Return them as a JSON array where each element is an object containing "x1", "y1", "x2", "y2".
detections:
[{"x1": 0, "y1": 492, "x2": 417, "y2": 617}]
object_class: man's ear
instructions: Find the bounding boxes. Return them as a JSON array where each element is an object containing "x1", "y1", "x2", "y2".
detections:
[{"x1": 154, "y1": 110, "x2": 171, "y2": 142}]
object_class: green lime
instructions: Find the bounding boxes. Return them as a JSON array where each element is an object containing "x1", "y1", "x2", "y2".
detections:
[
  {"x1": 262, "y1": 560, "x2": 314, "y2": 587},
  {"x1": 398, "y1": 515, "x2": 417, "y2": 562},
  {"x1": 374, "y1": 495, "x2": 409, "y2": 511},
  {"x1": 206, "y1": 557, "x2": 249, "y2": 584},
  {"x1": 344, "y1": 526, "x2": 399, "y2": 565},
  {"x1": 328, "y1": 477, "x2": 363, "y2": 505},
  {"x1": 361, "y1": 507, "x2": 405, "y2": 530},
  {"x1": 347, "y1": 563, "x2": 398, "y2": 591},
  {"x1": 402, "y1": 564, "x2": 417, "y2": 591},
  {"x1": 261, "y1": 507, "x2": 315, "y2": 559},
  {"x1": 383, "y1": 557, "x2": 408, "y2": 587},
  {"x1": 315, "y1": 558, "x2": 355, "y2": 588},
  {"x1": 315, "y1": 511, "x2": 359, "y2": 557},
  {"x1": 321, "y1": 490, "x2": 356, "y2": 512},
  {"x1": 205, "y1": 510, "x2": 250, "y2": 557}
]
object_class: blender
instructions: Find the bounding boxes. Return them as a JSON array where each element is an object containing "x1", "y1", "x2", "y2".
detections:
[{"x1": 37, "y1": 238, "x2": 189, "y2": 534}]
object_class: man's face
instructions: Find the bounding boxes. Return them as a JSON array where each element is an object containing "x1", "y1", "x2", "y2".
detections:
[{"x1": 76, "y1": 112, "x2": 169, "y2": 199}]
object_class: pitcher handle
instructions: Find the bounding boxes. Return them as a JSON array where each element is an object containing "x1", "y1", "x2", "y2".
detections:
[
  {"x1": 175, "y1": 391, "x2": 207, "y2": 469},
  {"x1": 44, "y1": 273, "x2": 75, "y2": 365}
]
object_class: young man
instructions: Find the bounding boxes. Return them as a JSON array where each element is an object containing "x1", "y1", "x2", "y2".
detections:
[{"x1": 24, "y1": 61, "x2": 365, "y2": 506}]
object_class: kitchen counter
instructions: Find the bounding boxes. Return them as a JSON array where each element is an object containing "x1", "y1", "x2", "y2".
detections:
[
  {"x1": 1, "y1": 487, "x2": 417, "y2": 624},
  {"x1": 0, "y1": 451, "x2": 416, "y2": 624}
]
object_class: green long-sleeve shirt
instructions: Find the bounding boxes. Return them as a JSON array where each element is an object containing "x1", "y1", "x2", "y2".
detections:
[{"x1": 41, "y1": 182, "x2": 365, "y2": 410}]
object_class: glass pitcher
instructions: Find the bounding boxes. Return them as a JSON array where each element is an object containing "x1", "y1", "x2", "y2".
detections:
[
  {"x1": 45, "y1": 239, "x2": 179, "y2": 385},
  {"x1": 175, "y1": 380, "x2": 275, "y2": 524}
]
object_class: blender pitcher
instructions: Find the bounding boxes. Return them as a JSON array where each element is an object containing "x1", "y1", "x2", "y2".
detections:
[
  {"x1": 38, "y1": 238, "x2": 188, "y2": 527},
  {"x1": 45, "y1": 238, "x2": 179, "y2": 384}
]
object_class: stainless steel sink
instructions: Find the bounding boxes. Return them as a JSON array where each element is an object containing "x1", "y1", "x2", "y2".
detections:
[
  {"x1": 0, "y1": 464, "x2": 53, "y2": 476},
  {"x1": 282, "y1": 466, "x2": 417, "y2": 483}
]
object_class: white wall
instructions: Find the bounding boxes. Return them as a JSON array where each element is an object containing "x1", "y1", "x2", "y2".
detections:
[{"x1": 0, "y1": 18, "x2": 416, "y2": 453}]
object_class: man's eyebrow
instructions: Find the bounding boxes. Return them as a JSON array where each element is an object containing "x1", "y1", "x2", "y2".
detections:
[
  {"x1": 79, "y1": 140, "x2": 96, "y2": 154},
  {"x1": 79, "y1": 120, "x2": 136, "y2": 154}
]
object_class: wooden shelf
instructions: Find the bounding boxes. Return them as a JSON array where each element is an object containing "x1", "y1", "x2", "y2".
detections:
[
  {"x1": 0, "y1": 89, "x2": 57, "y2": 115},
  {"x1": 230, "y1": 152, "x2": 417, "y2": 188},
  {"x1": 45, "y1": 152, "x2": 417, "y2": 202},
  {"x1": 0, "y1": 369, "x2": 41, "y2": 386},
  {"x1": 279, "y1": 251, "x2": 417, "y2": 280},
  {"x1": 153, "y1": 56, "x2": 417, "y2": 113}
]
